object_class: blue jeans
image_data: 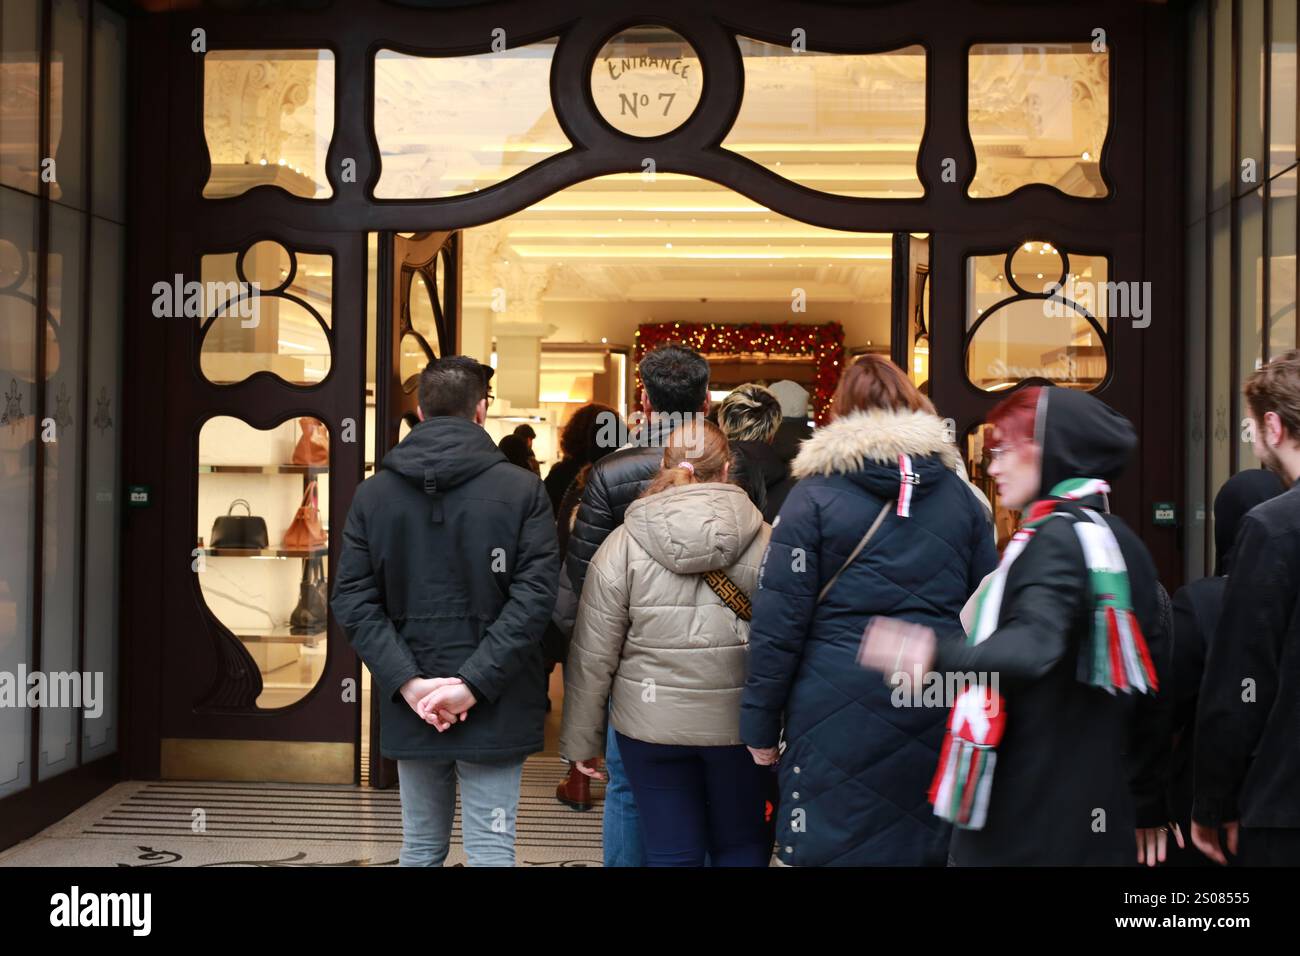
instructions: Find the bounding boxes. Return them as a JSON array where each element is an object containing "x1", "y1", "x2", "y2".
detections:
[
  {"x1": 616, "y1": 732, "x2": 773, "y2": 867},
  {"x1": 397, "y1": 757, "x2": 525, "y2": 867},
  {"x1": 602, "y1": 722, "x2": 646, "y2": 867}
]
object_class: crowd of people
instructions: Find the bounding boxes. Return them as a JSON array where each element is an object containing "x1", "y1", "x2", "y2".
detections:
[{"x1": 331, "y1": 343, "x2": 1300, "y2": 868}]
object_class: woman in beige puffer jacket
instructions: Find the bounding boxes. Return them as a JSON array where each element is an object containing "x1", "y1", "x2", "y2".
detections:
[{"x1": 559, "y1": 419, "x2": 774, "y2": 866}]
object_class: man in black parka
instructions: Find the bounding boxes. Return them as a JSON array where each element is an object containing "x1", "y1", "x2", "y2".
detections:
[{"x1": 332, "y1": 356, "x2": 558, "y2": 866}]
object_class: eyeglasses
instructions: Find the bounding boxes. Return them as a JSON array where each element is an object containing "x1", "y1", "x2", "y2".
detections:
[
  {"x1": 988, "y1": 444, "x2": 1019, "y2": 462},
  {"x1": 485, "y1": 389, "x2": 495, "y2": 407}
]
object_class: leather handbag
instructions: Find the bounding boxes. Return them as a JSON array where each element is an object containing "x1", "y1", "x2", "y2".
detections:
[
  {"x1": 283, "y1": 480, "x2": 326, "y2": 549},
  {"x1": 210, "y1": 499, "x2": 270, "y2": 550},
  {"x1": 289, "y1": 557, "x2": 328, "y2": 634},
  {"x1": 291, "y1": 417, "x2": 329, "y2": 466}
]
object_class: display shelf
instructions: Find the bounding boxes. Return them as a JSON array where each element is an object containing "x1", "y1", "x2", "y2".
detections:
[
  {"x1": 234, "y1": 627, "x2": 326, "y2": 648},
  {"x1": 200, "y1": 546, "x2": 328, "y2": 559},
  {"x1": 199, "y1": 464, "x2": 328, "y2": 475}
]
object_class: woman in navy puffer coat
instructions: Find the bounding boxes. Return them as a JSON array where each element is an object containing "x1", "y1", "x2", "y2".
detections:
[{"x1": 740, "y1": 356, "x2": 997, "y2": 866}]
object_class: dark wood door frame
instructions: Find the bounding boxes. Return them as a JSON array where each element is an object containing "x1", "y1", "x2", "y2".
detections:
[{"x1": 121, "y1": 0, "x2": 1186, "y2": 783}]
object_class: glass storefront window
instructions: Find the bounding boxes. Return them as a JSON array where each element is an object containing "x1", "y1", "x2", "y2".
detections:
[
  {"x1": 1237, "y1": 0, "x2": 1266, "y2": 198},
  {"x1": 0, "y1": 187, "x2": 39, "y2": 798},
  {"x1": 199, "y1": 241, "x2": 333, "y2": 386},
  {"x1": 203, "y1": 49, "x2": 336, "y2": 199},
  {"x1": 1270, "y1": 0, "x2": 1296, "y2": 179},
  {"x1": 50, "y1": 0, "x2": 87, "y2": 210},
  {"x1": 197, "y1": 416, "x2": 331, "y2": 711},
  {"x1": 723, "y1": 39, "x2": 925, "y2": 198},
  {"x1": 91, "y1": 6, "x2": 126, "y2": 223},
  {"x1": 82, "y1": 218, "x2": 122, "y2": 761},
  {"x1": 1, "y1": 0, "x2": 42, "y2": 194},
  {"x1": 373, "y1": 40, "x2": 568, "y2": 199},
  {"x1": 1236, "y1": 187, "x2": 1264, "y2": 472},
  {"x1": 39, "y1": 203, "x2": 85, "y2": 781},
  {"x1": 968, "y1": 43, "x2": 1109, "y2": 199},
  {"x1": 965, "y1": 241, "x2": 1109, "y2": 392},
  {"x1": 591, "y1": 27, "x2": 704, "y2": 138},
  {"x1": 1269, "y1": 166, "x2": 1297, "y2": 356}
]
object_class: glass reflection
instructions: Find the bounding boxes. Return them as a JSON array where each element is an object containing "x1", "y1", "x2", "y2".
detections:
[
  {"x1": 968, "y1": 43, "x2": 1109, "y2": 198},
  {"x1": 374, "y1": 40, "x2": 568, "y2": 198},
  {"x1": 726, "y1": 39, "x2": 925, "y2": 198},
  {"x1": 203, "y1": 49, "x2": 335, "y2": 199}
]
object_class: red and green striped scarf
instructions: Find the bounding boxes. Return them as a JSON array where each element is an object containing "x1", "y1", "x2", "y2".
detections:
[{"x1": 928, "y1": 477, "x2": 1159, "y2": 829}]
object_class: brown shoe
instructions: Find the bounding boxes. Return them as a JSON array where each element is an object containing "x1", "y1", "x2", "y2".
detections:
[{"x1": 555, "y1": 764, "x2": 592, "y2": 811}]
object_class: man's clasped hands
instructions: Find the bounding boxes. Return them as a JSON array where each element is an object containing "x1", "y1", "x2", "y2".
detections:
[{"x1": 399, "y1": 676, "x2": 477, "y2": 732}]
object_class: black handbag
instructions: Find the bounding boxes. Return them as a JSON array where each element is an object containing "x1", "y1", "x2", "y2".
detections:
[
  {"x1": 210, "y1": 498, "x2": 270, "y2": 550},
  {"x1": 289, "y1": 557, "x2": 328, "y2": 634}
]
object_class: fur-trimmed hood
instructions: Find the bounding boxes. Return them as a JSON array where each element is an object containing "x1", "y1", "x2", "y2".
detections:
[{"x1": 793, "y1": 408, "x2": 989, "y2": 512}]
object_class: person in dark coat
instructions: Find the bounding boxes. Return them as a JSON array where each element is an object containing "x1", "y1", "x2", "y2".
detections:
[
  {"x1": 717, "y1": 382, "x2": 796, "y2": 522},
  {"x1": 1159, "y1": 469, "x2": 1283, "y2": 866},
  {"x1": 767, "y1": 379, "x2": 814, "y2": 465},
  {"x1": 544, "y1": 403, "x2": 618, "y2": 513},
  {"x1": 1193, "y1": 350, "x2": 1300, "y2": 866},
  {"x1": 741, "y1": 356, "x2": 998, "y2": 866},
  {"x1": 331, "y1": 356, "x2": 559, "y2": 866},
  {"x1": 860, "y1": 384, "x2": 1169, "y2": 866},
  {"x1": 564, "y1": 343, "x2": 712, "y2": 867},
  {"x1": 498, "y1": 432, "x2": 534, "y2": 471}
]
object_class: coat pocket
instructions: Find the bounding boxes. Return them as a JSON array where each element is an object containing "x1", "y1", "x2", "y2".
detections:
[{"x1": 398, "y1": 606, "x2": 483, "y2": 678}]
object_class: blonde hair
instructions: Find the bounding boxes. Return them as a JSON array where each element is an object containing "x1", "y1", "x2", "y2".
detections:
[
  {"x1": 642, "y1": 418, "x2": 731, "y2": 497},
  {"x1": 717, "y1": 383, "x2": 782, "y2": 443}
]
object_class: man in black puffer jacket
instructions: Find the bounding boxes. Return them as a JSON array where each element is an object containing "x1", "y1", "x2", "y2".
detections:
[{"x1": 562, "y1": 343, "x2": 711, "y2": 867}]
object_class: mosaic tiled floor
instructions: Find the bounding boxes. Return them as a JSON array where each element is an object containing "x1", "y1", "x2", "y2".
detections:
[{"x1": 0, "y1": 754, "x2": 604, "y2": 867}]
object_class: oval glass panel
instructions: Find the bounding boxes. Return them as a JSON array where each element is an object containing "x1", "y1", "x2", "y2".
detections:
[
  {"x1": 591, "y1": 26, "x2": 704, "y2": 138},
  {"x1": 197, "y1": 415, "x2": 331, "y2": 710},
  {"x1": 199, "y1": 248, "x2": 333, "y2": 386},
  {"x1": 409, "y1": 272, "x2": 442, "y2": 357},
  {"x1": 399, "y1": 331, "x2": 430, "y2": 392}
]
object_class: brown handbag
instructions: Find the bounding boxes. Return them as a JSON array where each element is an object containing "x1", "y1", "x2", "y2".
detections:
[
  {"x1": 283, "y1": 480, "x2": 326, "y2": 549},
  {"x1": 291, "y1": 417, "x2": 329, "y2": 466}
]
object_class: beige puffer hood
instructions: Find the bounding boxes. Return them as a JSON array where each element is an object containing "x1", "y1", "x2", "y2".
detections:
[
  {"x1": 559, "y1": 482, "x2": 771, "y2": 758},
  {"x1": 622, "y1": 480, "x2": 765, "y2": 574}
]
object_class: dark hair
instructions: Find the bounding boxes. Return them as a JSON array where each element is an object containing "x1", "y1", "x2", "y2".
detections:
[
  {"x1": 513, "y1": 423, "x2": 536, "y2": 440},
  {"x1": 498, "y1": 433, "x2": 532, "y2": 469},
  {"x1": 1245, "y1": 348, "x2": 1300, "y2": 439},
  {"x1": 418, "y1": 356, "x2": 491, "y2": 420},
  {"x1": 986, "y1": 386, "x2": 1042, "y2": 447},
  {"x1": 560, "y1": 402, "x2": 619, "y2": 463},
  {"x1": 639, "y1": 344, "x2": 710, "y2": 415},
  {"x1": 830, "y1": 354, "x2": 934, "y2": 418}
]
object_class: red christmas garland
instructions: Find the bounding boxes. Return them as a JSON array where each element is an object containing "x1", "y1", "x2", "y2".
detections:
[{"x1": 634, "y1": 322, "x2": 845, "y2": 425}]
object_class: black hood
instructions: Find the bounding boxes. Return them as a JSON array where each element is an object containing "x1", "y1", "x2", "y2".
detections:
[
  {"x1": 732, "y1": 439, "x2": 788, "y2": 489},
  {"x1": 1213, "y1": 468, "x2": 1285, "y2": 575},
  {"x1": 1035, "y1": 387, "x2": 1137, "y2": 496},
  {"x1": 380, "y1": 416, "x2": 504, "y2": 493}
]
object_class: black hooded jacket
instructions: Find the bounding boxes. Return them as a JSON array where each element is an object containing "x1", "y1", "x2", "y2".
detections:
[
  {"x1": 1194, "y1": 472, "x2": 1300, "y2": 832},
  {"x1": 331, "y1": 416, "x2": 558, "y2": 761},
  {"x1": 934, "y1": 387, "x2": 1167, "y2": 865},
  {"x1": 1163, "y1": 470, "x2": 1284, "y2": 861},
  {"x1": 730, "y1": 438, "x2": 796, "y2": 522}
]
